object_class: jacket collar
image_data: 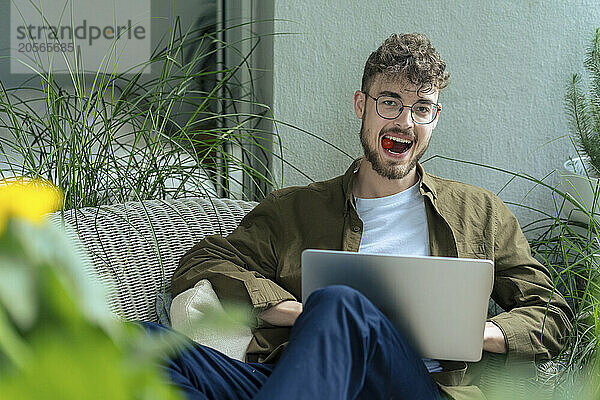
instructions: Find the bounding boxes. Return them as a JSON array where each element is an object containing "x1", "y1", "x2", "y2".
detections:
[
  {"x1": 417, "y1": 163, "x2": 438, "y2": 200},
  {"x1": 342, "y1": 157, "x2": 438, "y2": 213}
]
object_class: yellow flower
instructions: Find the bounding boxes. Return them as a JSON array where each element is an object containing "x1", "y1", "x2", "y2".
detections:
[{"x1": 0, "y1": 178, "x2": 64, "y2": 234}]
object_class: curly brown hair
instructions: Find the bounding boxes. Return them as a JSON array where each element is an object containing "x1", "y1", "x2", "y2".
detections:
[{"x1": 361, "y1": 33, "x2": 450, "y2": 93}]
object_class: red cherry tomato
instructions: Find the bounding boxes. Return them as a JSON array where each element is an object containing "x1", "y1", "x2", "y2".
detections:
[{"x1": 382, "y1": 137, "x2": 394, "y2": 149}]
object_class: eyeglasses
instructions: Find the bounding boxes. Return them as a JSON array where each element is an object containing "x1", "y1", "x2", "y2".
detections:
[{"x1": 363, "y1": 92, "x2": 441, "y2": 125}]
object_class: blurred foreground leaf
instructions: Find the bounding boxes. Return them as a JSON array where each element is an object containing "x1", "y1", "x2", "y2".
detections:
[{"x1": 0, "y1": 180, "x2": 182, "y2": 399}]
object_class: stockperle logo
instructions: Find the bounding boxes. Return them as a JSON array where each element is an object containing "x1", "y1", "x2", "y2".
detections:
[{"x1": 11, "y1": 0, "x2": 151, "y2": 74}]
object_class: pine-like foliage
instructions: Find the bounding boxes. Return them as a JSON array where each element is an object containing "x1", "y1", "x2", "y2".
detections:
[{"x1": 566, "y1": 28, "x2": 600, "y2": 176}]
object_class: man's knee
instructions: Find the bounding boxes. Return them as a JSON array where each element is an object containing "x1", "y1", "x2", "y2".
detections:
[{"x1": 305, "y1": 285, "x2": 375, "y2": 313}]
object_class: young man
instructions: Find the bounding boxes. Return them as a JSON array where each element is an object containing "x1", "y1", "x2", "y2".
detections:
[{"x1": 163, "y1": 33, "x2": 573, "y2": 399}]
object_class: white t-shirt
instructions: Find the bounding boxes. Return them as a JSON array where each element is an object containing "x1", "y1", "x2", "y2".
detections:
[
  {"x1": 355, "y1": 180, "x2": 442, "y2": 373},
  {"x1": 355, "y1": 181, "x2": 429, "y2": 257}
]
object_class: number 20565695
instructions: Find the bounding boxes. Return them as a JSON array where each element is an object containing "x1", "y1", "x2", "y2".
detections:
[{"x1": 18, "y1": 42, "x2": 75, "y2": 53}]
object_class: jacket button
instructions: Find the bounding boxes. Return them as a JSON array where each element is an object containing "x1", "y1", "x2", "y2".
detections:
[{"x1": 352, "y1": 226, "x2": 360, "y2": 232}]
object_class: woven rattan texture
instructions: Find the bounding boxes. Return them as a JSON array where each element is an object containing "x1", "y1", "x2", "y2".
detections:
[{"x1": 48, "y1": 198, "x2": 257, "y2": 322}]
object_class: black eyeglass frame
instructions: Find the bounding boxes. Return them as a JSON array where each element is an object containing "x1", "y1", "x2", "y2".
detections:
[{"x1": 362, "y1": 91, "x2": 442, "y2": 125}]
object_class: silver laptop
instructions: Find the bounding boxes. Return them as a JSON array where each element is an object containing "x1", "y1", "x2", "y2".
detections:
[{"x1": 301, "y1": 249, "x2": 494, "y2": 362}]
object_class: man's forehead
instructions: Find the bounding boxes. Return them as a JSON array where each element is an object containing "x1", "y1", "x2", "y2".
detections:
[{"x1": 371, "y1": 76, "x2": 438, "y2": 100}]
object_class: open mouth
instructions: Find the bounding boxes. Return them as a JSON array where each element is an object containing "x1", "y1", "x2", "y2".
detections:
[{"x1": 381, "y1": 135, "x2": 413, "y2": 155}]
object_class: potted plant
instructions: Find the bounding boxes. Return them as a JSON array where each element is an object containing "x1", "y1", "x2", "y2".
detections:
[
  {"x1": 525, "y1": 29, "x2": 600, "y2": 396},
  {"x1": 562, "y1": 28, "x2": 600, "y2": 226}
]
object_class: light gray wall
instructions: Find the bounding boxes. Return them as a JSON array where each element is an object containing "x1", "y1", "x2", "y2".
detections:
[{"x1": 271, "y1": 0, "x2": 600, "y2": 227}]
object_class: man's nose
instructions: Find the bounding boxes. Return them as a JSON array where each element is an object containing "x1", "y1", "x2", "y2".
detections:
[{"x1": 394, "y1": 106, "x2": 414, "y2": 128}]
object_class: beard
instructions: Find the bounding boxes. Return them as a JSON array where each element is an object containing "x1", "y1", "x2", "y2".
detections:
[{"x1": 359, "y1": 120, "x2": 429, "y2": 180}]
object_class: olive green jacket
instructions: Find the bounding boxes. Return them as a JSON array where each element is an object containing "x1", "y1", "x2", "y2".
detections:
[{"x1": 172, "y1": 159, "x2": 573, "y2": 400}]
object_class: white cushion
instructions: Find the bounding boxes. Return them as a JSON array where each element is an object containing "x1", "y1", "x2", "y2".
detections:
[{"x1": 170, "y1": 279, "x2": 252, "y2": 361}]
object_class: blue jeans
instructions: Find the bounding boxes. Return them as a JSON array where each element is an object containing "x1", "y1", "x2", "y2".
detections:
[{"x1": 143, "y1": 285, "x2": 444, "y2": 400}]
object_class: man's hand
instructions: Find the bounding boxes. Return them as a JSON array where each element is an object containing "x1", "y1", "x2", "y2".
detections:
[
  {"x1": 483, "y1": 321, "x2": 507, "y2": 353},
  {"x1": 258, "y1": 300, "x2": 303, "y2": 326}
]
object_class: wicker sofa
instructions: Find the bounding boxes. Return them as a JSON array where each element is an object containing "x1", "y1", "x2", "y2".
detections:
[{"x1": 48, "y1": 197, "x2": 257, "y2": 324}]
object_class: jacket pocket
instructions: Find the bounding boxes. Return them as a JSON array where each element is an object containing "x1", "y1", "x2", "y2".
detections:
[{"x1": 432, "y1": 361, "x2": 467, "y2": 386}]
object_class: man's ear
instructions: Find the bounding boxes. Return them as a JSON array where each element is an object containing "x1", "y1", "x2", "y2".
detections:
[
  {"x1": 354, "y1": 90, "x2": 365, "y2": 119},
  {"x1": 430, "y1": 105, "x2": 441, "y2": 130}
]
